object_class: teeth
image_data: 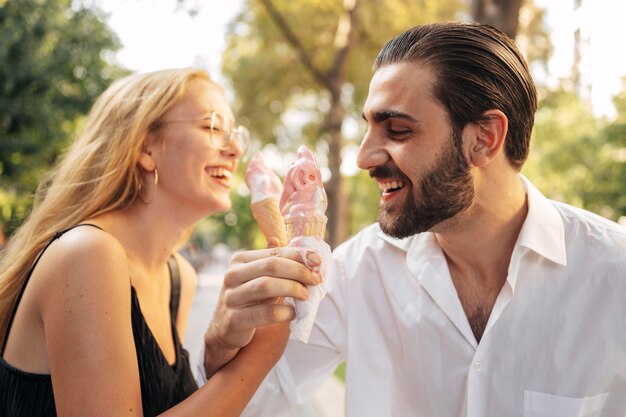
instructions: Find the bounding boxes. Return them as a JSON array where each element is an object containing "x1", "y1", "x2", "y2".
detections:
[
  {"x1": 207, "y1": 167, "x2": 232, "y2": 179},
  {"x1": 378, "y1": 180, "x2": 404, "y2": 191}
]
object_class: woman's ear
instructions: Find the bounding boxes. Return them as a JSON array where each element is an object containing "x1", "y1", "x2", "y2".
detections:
[
  {"x1": 468, "y1": 109, "x2": 508, "y2": 168},
  {"x1": 137, "y1": 132, "x2": 159, "y2": 171}
]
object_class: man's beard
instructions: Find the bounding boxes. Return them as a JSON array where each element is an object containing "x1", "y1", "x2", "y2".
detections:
[{"x1": 372, "y1": 132, "x2": 474, "y2": 239}]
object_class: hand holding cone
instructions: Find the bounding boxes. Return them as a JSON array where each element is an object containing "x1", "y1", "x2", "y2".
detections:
[{"x1": 245, "y1": 147, "x2": 330, "y2": 344}]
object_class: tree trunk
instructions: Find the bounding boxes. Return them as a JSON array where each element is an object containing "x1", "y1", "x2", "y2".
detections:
[
  {"x1": 324, "y1": 0, "x2": 359, "y2": 248},
  {"x1": 325, "y1": 83, "x2": 347, "y2": 249},
  {"x1": 471, "y1": 0, "x2": 524, "y2": 39}
]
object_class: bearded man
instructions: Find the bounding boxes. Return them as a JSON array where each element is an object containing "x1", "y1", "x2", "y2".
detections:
[{"x1": 204, "y1": 22, "x2": 626, "y2": 417}]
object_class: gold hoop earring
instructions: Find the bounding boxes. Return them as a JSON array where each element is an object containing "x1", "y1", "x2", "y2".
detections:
[{"x1": 139, "y1": 168, "x2": 158, "y2": 204}]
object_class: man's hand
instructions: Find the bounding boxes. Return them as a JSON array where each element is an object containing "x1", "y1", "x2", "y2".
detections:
[{"x1": 203, "y1": 246, "x2": 321, "y2": 377}]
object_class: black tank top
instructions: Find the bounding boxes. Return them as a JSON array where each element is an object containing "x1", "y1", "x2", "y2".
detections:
[{"x1": 0, "y1": 224, "x2": 198, "y2": 416}]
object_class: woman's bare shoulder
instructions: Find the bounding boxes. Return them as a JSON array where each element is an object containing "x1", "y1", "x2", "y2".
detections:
[
  {"x1": 32, "y1": 224, "x2": 131, "y2": 311},
  {"x1": 33, "y1": 225, "x2": 143, "y2": 415}
]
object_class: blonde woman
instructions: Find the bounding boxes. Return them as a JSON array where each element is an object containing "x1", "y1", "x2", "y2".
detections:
[{"x1": 0, "y1": 68, "x2": 318, "y2": 416}]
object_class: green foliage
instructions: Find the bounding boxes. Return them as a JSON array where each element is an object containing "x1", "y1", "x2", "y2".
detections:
[
  {"x1": 591, "y1": 88, "x2": 626, "y2": 218},
  {"x1": 516, "y1": 0, "x2": 552, "y2": 66},
  {"x1": 346, "y1": 169, "x2": 379, "y2": 236},
  {"x1": 523, "y1": 86, "x2": 626, "y2": 221},
  {"x1": 0, "y1": 0, "x2": 128, "y2": 235},
  {"x1": 523, "y1": 88, "x2": 603, "y2": 206},
  {"x1": 613, "y1": 85, "x2": 626, "y2": 122},
  {"x1": 334, "y1": 361, "x2": 346, "y2": 381},
  {"x1": 208, "y1": 188, "x2": 263, "y2": 250}
]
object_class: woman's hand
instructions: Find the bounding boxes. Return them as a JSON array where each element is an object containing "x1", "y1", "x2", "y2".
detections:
[{"x1": 203, "y1": 246, "x2": 321, "y2": 377}]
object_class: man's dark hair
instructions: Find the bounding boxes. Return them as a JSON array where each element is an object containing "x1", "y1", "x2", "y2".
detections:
[{"x1": 374, "y1": 21, "x2": 537, "y2": 168}]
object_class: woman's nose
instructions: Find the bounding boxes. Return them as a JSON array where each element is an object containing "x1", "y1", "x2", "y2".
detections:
[{"x1": 224, "y1": 134, "x2": 245, "y2": 160}]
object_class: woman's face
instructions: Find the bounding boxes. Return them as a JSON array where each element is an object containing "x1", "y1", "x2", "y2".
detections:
[{"x1": 148, "y1": 78, "x2": 244, "y2": 217}]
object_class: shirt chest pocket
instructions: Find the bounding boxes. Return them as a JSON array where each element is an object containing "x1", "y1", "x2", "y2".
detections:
[{"x1": 524, "y1": 391, "x2": 608, "y2": 417}]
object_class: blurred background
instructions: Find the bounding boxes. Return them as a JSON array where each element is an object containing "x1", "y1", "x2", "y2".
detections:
[
  {"x1": 2, "y1": 0, "x2": 626, "y2": 249},
  {"x1": 1, "y1": 0, "x2": 626, "y2": 415}
]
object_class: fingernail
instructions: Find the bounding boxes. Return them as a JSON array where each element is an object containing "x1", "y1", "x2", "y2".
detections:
[{"x1": 306, "y1": 251, "x2": 321, "y2": 265}]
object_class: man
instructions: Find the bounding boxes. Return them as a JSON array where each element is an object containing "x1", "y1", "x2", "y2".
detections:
[{"x1": 204, "y1": 22, "x2": 626, "y2": 416}]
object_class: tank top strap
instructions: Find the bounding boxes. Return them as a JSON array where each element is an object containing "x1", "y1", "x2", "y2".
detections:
[
  {"x1": 1, "y1": 223, "x2": 104, "y2": 355},
  {"x1": 167, "y1": 255, "x2": 181, "y2": 325}
]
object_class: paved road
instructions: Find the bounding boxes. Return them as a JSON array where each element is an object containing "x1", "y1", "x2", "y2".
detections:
[{"x1": 185, "y1": 267, "x2": 345, "y2": 417}]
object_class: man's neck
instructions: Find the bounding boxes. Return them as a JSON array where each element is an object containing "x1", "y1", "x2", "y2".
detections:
[{"x1": 434, "y1": 174, "x2": 528, "y2": 342}]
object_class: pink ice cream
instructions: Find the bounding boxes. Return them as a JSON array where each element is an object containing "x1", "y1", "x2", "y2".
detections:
[
  {"x1": 279, "y1": 146, "x2": 327, "y2": 217},
  {"x1": 279, "y1": 146, "x2": 327, "y2": 239},
  {"x1": 245, "y1": 152, "x2": 283, "y2": 204}
]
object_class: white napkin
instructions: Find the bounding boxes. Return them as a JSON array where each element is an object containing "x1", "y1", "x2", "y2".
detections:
[{"x1": 285, "y1": 236, "x2": 332, "y2": 343}]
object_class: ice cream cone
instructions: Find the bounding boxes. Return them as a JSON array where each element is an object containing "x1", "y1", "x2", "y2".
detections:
[
  {"x1": 251, "y1": 197, "x2": 289, "y2": 247},
  {"x1": 245, "y1": 152, "x2": 288, "y2": 247},
  {"x1": 284, "y1": 214, "x2": 327, "y2": 241}
]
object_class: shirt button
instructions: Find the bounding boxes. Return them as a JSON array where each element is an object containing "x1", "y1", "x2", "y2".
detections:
[{"x1": 473, "y1": 361, "x2": 482, "y2": 371}]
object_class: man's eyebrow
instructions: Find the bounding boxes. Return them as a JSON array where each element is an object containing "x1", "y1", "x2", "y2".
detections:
[{"x1": 362, "y1": 110, "x2": 418, "y2": 123}]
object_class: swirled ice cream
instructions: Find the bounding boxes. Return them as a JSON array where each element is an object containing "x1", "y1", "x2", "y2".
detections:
[{"x1": 279, "y1": 145, "x2": 328, "y2": 240}]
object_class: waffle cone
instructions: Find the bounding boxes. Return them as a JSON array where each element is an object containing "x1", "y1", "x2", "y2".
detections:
[
  {"x1": 251, "y1": 198, "x2": 288, "y2": 247},
  {"x1": 285, "y1": 215, "x2": 327, "y2": 241}
]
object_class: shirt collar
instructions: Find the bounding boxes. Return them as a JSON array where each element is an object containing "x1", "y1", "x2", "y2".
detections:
[
  {"x1": 376, "y1": 175, "x2": 567, "y2": 266},
  {"x1": 378, "y1": 228, "x2": 415, "y2": 251},
  {"x1": 516, "y1": 175, "x2": 567, "y2": 266}
]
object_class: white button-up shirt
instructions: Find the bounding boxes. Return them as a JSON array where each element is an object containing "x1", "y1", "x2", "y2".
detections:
[{"x1": 241, "y1": 177, "x2": 626, "y2": 417}]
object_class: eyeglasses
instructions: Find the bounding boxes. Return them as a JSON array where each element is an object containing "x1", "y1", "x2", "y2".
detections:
[{"x1": 157, "y1": 111, "x2": 250, "y2": 154}]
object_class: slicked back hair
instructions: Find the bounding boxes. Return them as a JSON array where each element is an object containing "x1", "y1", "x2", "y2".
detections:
[{"x1": 374, "y1": 21, "x2": 537, "y2": 168}]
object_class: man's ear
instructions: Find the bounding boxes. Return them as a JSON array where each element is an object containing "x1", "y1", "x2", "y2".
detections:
[{"x1": 467, "y1": 109, "x2": 508, "y2": 168}]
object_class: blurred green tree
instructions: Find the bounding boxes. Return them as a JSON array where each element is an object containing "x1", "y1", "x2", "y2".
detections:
[
  {"x1": 0, "y1": 0, "x2": 128, "y2": 236},
  {"x1": 522, "y1": 85, "x2": 626, "y2": 222},
  {"x1": 587, "y1": 84, "x2": 626, "y2": 219},
  {"x1": 523, "y1": 88, "x2": 606, "y2": 208}
]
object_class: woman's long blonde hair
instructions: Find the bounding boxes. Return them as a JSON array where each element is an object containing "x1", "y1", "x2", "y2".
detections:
[{"x1": 0, "y1": 68, "x2": 211, "y2": 346}]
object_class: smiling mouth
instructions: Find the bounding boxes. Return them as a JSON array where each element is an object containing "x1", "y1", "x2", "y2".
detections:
[
  {"x1": 378, "y1": 179, "x2": 405, "y2": 195},
  {"x1": 206, "y1": 167, "x2": 232, "y2": 180}
]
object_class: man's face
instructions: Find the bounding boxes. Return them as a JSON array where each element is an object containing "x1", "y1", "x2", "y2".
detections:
[{"x1": 358, "y1": 62, "x2": 474, "y2": 238}]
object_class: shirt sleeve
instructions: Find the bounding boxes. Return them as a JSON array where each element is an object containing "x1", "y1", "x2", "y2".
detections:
[
  {"x1": 195, "y1": 348, "x2": 208, "y2": 386},
  {"x1": 240, "y1": 256, "x2": 348, "y2": 416}
]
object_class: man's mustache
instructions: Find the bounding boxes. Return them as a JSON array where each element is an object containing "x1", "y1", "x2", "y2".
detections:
[{"x1": 369, "y1": 164, "x2": 409, "y2": 183}]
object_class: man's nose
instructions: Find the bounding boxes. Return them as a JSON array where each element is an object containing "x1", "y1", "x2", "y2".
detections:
[{"x1": 356, "y1": 129, "x2": 389, "y2": 170}]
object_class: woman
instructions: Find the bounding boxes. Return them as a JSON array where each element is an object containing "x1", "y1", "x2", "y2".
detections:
[{"x1": 0, "y1": 68, "x2": 318, "y2": 416}]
